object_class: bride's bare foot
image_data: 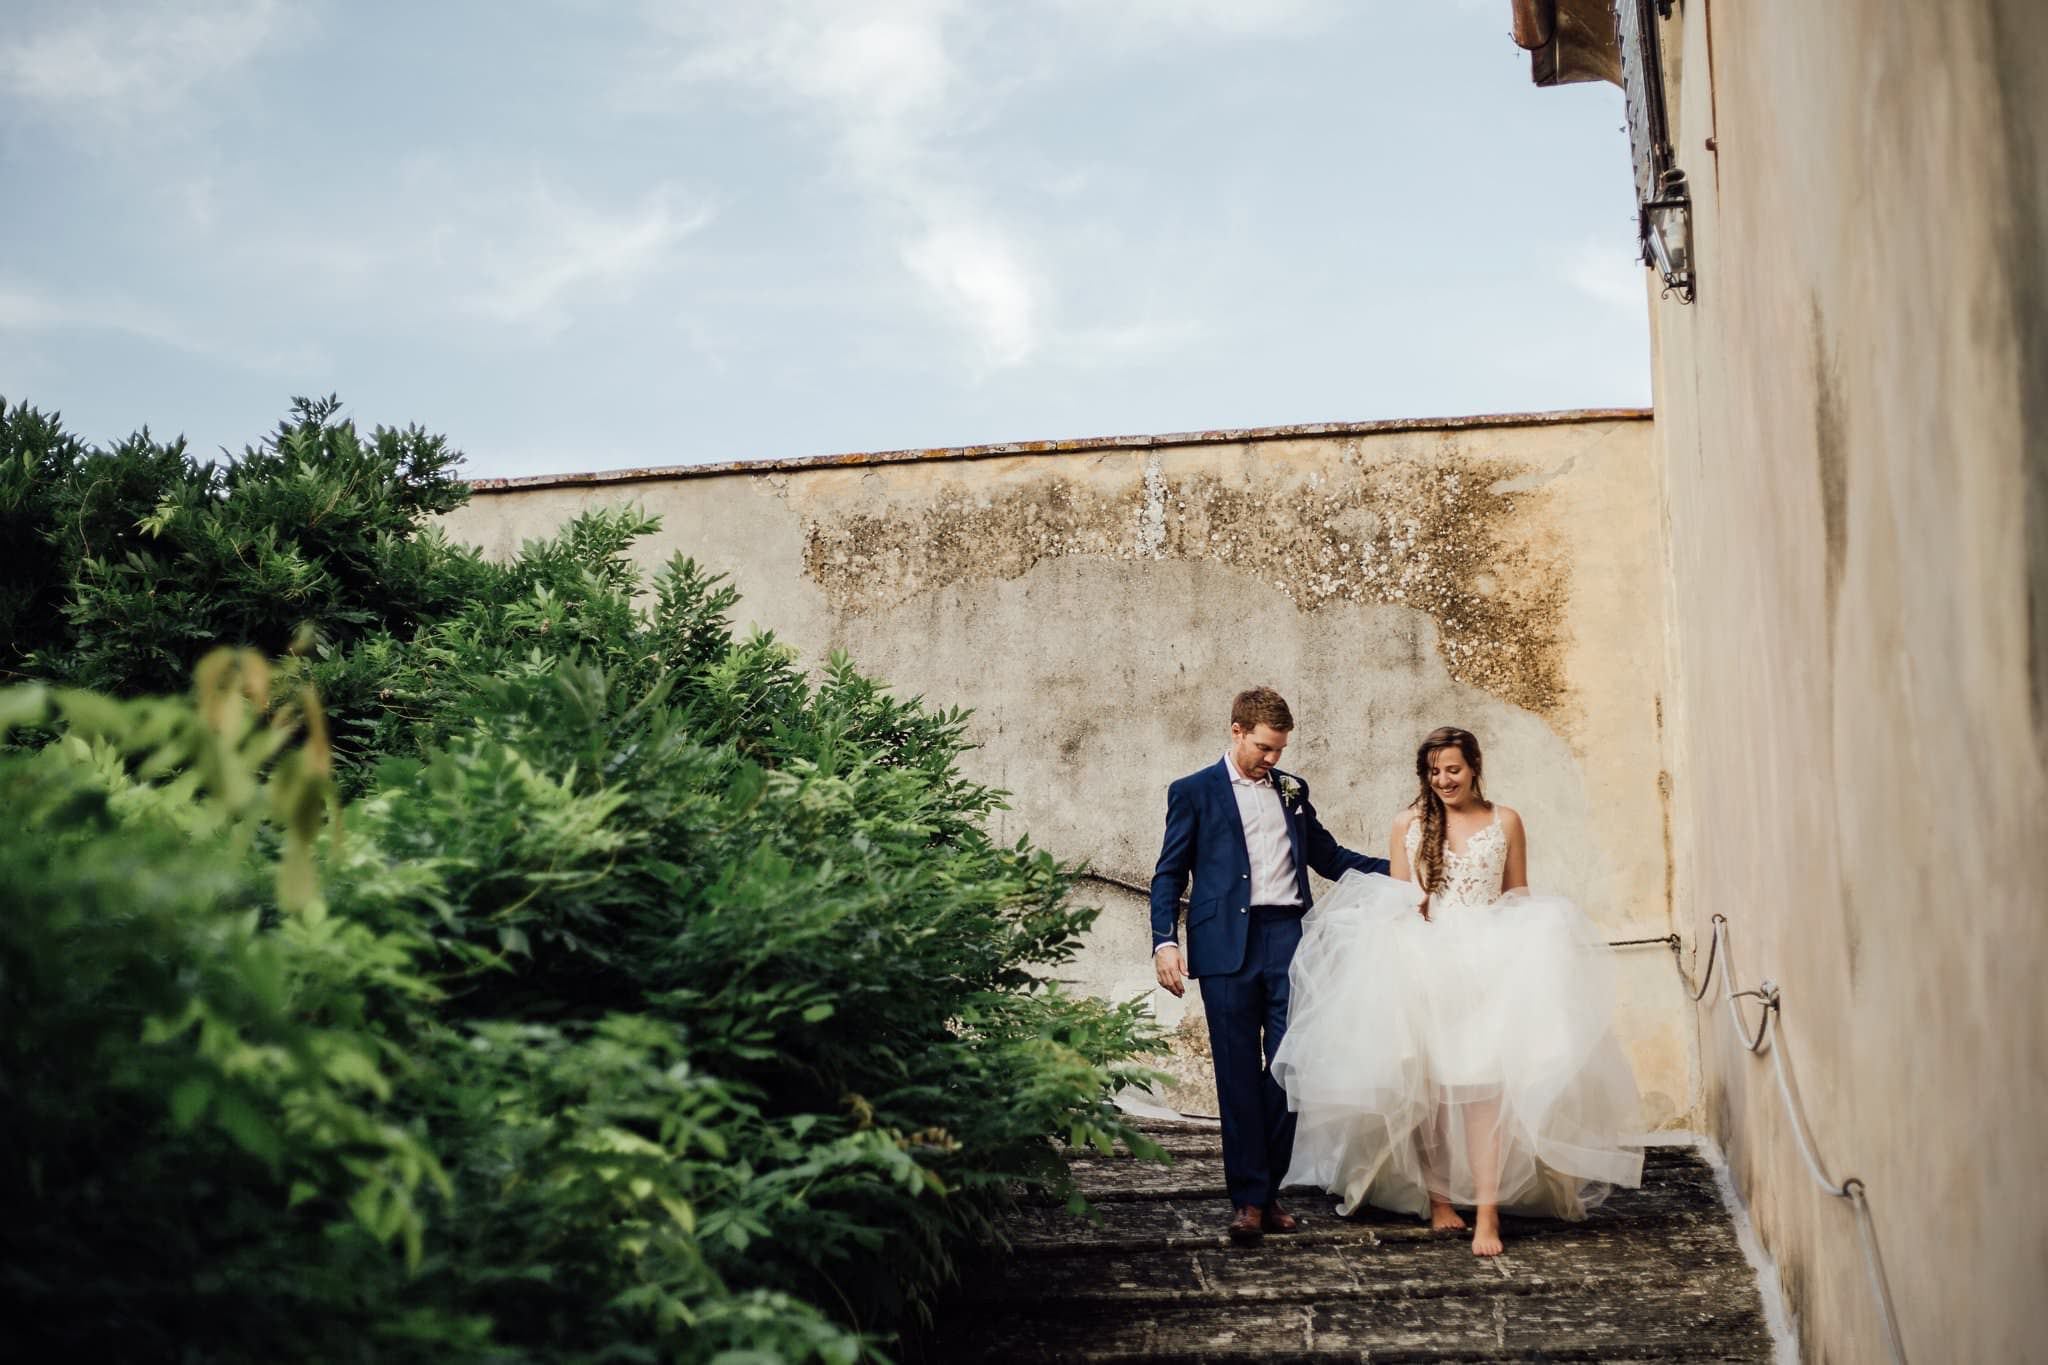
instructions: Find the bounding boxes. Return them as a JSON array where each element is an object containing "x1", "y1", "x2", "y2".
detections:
[
  {"x1": 1470, "y1": 1206, "x2": 1503, "y2": 1257},
  {"x1": 1429, "y1": 1199, "x2": 1466, "y2": 1232}
]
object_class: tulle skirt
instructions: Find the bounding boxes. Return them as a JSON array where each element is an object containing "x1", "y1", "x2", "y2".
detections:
[{"x1": 1270, "y1": 871, "x2": 1644, "y2": 1220}]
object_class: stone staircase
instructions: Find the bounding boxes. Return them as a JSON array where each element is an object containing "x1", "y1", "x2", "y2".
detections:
[{"x1": 926, "y1": 1118, "x2": 1776, "y2": 1362}]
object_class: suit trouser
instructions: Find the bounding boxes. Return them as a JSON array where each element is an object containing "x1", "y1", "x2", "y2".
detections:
[{"x1": 1200, "y1": 906, "x2": 1303, "y2": 1209}]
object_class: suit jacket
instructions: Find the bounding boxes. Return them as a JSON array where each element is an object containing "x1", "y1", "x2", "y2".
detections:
[{"x1": 1150, "y1": 759, "x2": 1389, "y2": 978}]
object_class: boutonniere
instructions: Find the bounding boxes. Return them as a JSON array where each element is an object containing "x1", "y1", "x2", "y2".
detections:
[{"x1": 1274, "y1": 774, "x2": 1303, "y2": 811}]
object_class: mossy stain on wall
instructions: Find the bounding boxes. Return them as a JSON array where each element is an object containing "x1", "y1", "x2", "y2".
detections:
[{"x1": 800, "y1": 443, "x2": 1575, "y2": 721}]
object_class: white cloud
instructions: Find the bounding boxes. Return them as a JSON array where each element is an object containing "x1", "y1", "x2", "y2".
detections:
[
  {"x1": 645, "y1": 0, "x2": 968, "y2": 199},
  {"x1": 0, "y1": 280, "x2": 323, "y2": 374},
  {"x1": 1565, "y1": 240, "x2": 1649, "y2": 313},
  {"x1": 643, "y1": 0, "x2": 1222, "y2": 372},
  {"x1": 0, "y1": 1, "x2": 300, "y2": 116},
  {"x1": 654, "y1": 0, "x2": 960, "y2": 114},
  {"x1": 0, "y1": 164, "x2": 711, "y2": 366},
  {"x1": 237, "y1": 167, "x2": 713, "y2": 338},
  {"x1": 181, "y1": 177, "x2": 219, "y2": 231},
  {"x1": 639, "y1": 2, "x2": 1267, "y2": 372},
  {"x1": 1056, "y1": 318, "x2": 1211, "y2": 365},
  {"x1": 665, "y1": 0, "x2": 959, "y2": 133},
  {"x1": 644, "y1": 1, "x2": 1064, "y2": 366},
  {"x1": 0, "y1": 282, "x2": 194, "y2": 352},
  {"x1": 900, "y1": 220, "x2": 1041, "y2": 368},
  {"x1": 1044, "y1": 0, "x2": 1339, "y2": 40},
  {"x1": 465, "y1": 183, "x2": 715, "y2": 333}
]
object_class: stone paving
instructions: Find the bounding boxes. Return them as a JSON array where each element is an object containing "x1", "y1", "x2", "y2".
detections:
[{"x1": 927, "y1": 1119, "x2": 1774, "y2": 1362}]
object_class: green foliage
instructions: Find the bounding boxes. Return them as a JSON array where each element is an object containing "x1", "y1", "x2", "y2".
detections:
[
  {"x1": 1, "y1": 399, "x2": 1164, "y2": 1362},
  {"x1": 1, "y1": 392, "x2": 484, "y2": 700},
  {"x1": 0, "y1": 396, "x2": 88, "y2": 674},
  {"x1": 0, "y1": 664, "x2": 450, "y2": 1361}
]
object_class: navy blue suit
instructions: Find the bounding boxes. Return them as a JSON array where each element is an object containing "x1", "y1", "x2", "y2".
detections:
[{"x1": 1151, "y1": 760, "x2": 1387, "y2": 1208}]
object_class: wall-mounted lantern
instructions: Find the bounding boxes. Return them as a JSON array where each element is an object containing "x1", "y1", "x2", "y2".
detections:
[
  {"x1": 1643, "y1": 168, "x2": 1695, "y2": 302},
  {"x1": 1508, "y1": 1, "x2": 1697, "y2": 301},
  {"x1": 1617, "y1": 0, "x2": 1697, "y2": 304}
]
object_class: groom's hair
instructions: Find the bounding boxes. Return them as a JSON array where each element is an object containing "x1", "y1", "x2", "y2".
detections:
[{"x1": 1230, "y1": 686, "x2": 1294, "y2": 732}]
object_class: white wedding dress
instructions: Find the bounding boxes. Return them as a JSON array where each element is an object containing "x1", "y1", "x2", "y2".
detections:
[{"x1": 1271, "y1": 811, "x2": 1643, "y2": 1220}]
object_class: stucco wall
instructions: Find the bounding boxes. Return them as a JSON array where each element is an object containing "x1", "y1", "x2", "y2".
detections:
[
  {"x1": 439, "y1": 412, "x2": 1690, "y2": 1124},
  {"x1": 1643, "y1": 1, "x2": 2047, "y2": 1361}
]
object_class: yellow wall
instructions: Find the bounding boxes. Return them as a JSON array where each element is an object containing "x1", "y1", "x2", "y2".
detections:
[
  {"x1": 1644, "y1": 1, "x2": 2046, "y2": 1359},
  {"x1": 440, "y1": 412, "x2": 1694, "y2": 1122}
]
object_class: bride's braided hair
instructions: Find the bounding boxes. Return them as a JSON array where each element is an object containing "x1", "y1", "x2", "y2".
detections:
[{"x1": 1412, "y1": 726, "x2": 1485, "y2": 921}]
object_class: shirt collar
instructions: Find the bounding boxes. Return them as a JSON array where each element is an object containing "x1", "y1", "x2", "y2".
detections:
[{"x1": 1222, "y1": 752, "x2": 1272, "y2": 788}]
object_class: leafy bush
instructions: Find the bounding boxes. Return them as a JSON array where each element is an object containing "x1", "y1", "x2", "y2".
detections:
[
  {"x1": 0, "y1": 658, "x2": 452, "y2": 1362},
  {"x1": 0, "y1": 399, "x2": 1162, "y2": 1362},
  {"x1": 0, "y1": 393, "x2": 488, "y2": 728}
]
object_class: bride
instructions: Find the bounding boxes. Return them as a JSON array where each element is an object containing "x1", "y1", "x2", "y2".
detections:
[{"x1": 1270, "y1": 726, "x2": 1644, "y2": 1256}]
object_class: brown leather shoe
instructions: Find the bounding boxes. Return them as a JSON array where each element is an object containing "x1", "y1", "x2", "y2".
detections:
[
  {"x1": 1262, "y1": 1201, "x2": 1300, "y2": 1234},
  {"x1": 1227, "y1": 1204, "x2": 1265, "y2": 1246}
]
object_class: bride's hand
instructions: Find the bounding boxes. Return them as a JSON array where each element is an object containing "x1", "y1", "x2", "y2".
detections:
[{"x1": 1154, "y1": 945, "x2": 1186, "y2": 998}]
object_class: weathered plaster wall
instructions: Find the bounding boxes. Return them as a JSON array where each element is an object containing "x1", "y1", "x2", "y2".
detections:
[
  {"x1": 1643, "y1": 2, "x2": 2048, "y2": 1361},
  {"x1": 439, "y1": 412, "x2": 1689, "y2": 1123}
]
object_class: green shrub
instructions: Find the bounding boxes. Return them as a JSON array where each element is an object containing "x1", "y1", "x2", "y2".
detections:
[
  {"x1": 0, "y1": 392, "x2": 488, "y2": 733},
  {"x1": 0, "y1": 396, "x2": 87, "y2": 678},
  {"x1": 0, "y1": 399, "x2": 1163, "y2": 1362},
  {"x1": 0, "y1": 659, "x2": 454, "y2": 1361}
]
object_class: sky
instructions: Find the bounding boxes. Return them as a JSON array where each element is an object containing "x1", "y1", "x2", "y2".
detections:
[{"x1": 0, "y1": 0, "x2": 1650, "y2": 480}]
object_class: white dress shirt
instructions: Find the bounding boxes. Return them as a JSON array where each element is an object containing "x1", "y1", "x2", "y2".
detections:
[{"x1": 1224, "y1": 752, "x2": 1302, "y2": 907}]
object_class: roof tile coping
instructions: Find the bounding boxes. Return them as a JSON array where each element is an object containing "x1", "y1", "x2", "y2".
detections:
[{"x1": 462, "y1": 407, "x2": 1653, "y2": 492}]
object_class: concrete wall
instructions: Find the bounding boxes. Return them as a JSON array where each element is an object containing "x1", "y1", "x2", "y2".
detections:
[
  {"x1": 441, "y1": 411, "x2": 1693, "y2": 1125},
  {"x1": 1641, "y1": 1, "x2": 2047, "y2": 1360}
]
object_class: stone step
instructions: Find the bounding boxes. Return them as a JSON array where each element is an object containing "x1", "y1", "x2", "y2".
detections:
[
  {"x1": 1002, "y1": 1202, "x2": 1732, "y2": 1258},
  {"x1": 932, "y1": 1126, "x2": 1773, "y2": 1363},
  {"x1": 963, "y1": 1216, "x2": 1752, "y2": 1308},
  {"x1": 1050, "y1": 1147, "x2": 1713, "y2": 1204},
  {"x1": 1100, "y1": 1128, "x2": 1232, "y2": 1159},
  {"x1": 1086, "y1": 1126, "x2": 1705, "y2": 1162},
  {"x1": 932, "y1": 1286, "x2": 1772, "y2": 1362},
  {"x1": 1006, "y1": 1174, "x2": 1728, "y2": 1254}
]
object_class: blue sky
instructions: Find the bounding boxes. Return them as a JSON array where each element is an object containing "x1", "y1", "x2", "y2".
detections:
[{"x1": 1, "y1": 0, "x2": 1649, "y2": 478}]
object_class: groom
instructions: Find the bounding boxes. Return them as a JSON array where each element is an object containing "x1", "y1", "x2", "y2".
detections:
[{"x1": 1151, "y1": 686, "x2": 1387, "y2": 1245}]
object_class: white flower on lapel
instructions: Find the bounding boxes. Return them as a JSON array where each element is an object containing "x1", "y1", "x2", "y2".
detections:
[{"x1": 1275, "y1": 774, "x2": 1303, "y2": 811}]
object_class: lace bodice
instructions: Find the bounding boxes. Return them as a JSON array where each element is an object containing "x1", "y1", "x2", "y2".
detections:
[{"x1": 1405, "y1": 809, "x2": 1507, "y2": 910}]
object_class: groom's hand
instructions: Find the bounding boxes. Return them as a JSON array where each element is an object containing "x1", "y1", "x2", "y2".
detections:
[{"x1": 1153, "y1": 945, "x2": 1186, "y2": 997}]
